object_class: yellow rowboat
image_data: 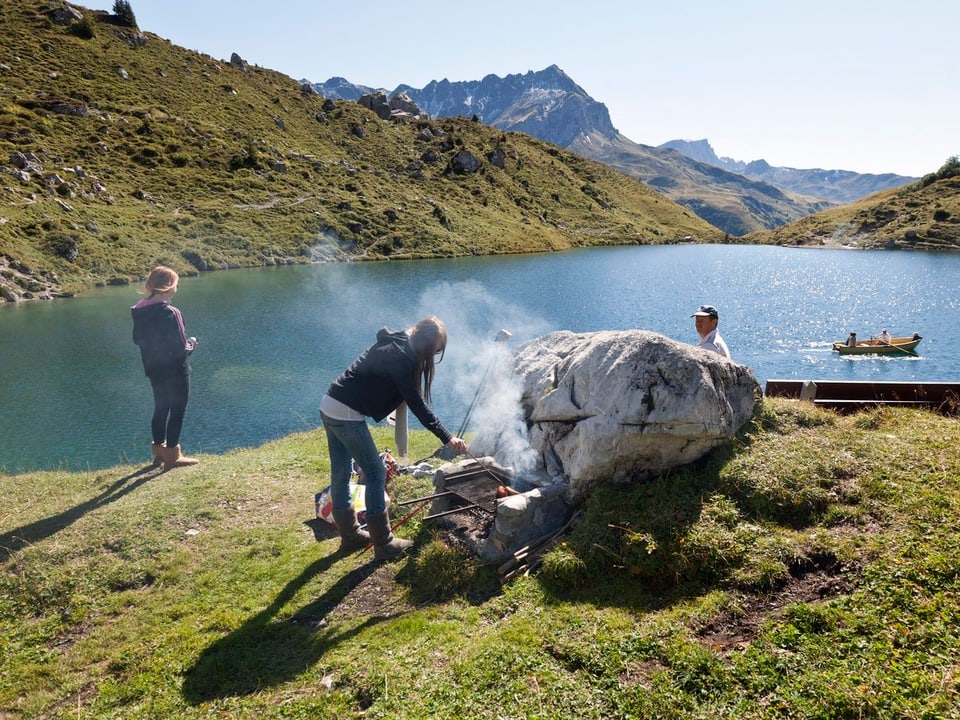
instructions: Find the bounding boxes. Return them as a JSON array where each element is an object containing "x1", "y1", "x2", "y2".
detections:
[{"x1": 832, "y1": 334, "x2": 922, "y2": 356}]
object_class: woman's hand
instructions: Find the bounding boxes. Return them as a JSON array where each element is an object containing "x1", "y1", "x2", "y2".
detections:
[{"x1": 447, "y1": 437, "x2": 468, "y2": 454}]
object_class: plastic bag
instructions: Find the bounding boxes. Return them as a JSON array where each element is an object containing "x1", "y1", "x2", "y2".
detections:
[
  {"x1": 317, "y1": 449, "x2": 398, "y2": 525},
  {"x1": 314, "y1": 482, "x2": 389, "y2": 526}
]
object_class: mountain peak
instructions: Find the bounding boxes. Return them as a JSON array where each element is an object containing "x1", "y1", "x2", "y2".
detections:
[
  {"x1": 660, "y1": 139, "x2": 721, "y2": 166},
  {"x1": 314, "y1": 65, "x2": 616, "y2": 147}
]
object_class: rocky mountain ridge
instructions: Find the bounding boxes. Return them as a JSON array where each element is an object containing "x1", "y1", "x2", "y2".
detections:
[
  {"x1": 395, "y1": 65, "x2": 619, "y2": 148},
  {"x1": 309, "y1": 67, "x2": 840, "y2": 236},
  {"x1": 660, "y1": 138, "x2": 918, "y2": 205}
]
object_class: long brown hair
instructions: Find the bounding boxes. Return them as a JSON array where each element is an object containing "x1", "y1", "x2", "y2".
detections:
[{"x1": 407, "y1": 316, "x2": 447, "y2": 403}]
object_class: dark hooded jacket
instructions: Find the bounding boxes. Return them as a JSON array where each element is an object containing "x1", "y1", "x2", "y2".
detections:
[
  {"x1": 131, "y1": 299, "x2": 191, "y2": 378},
  {"x1": 327, "y1": 327, "x2": 451, "y2": 444}
]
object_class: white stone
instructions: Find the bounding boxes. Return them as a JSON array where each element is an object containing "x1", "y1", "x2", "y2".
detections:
[{"x1": 511, "y1": 329, "x2": 760, "y2": 500}]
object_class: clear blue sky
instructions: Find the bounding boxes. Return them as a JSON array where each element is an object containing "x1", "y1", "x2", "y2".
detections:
[{"x1": 101, "y1": 0, "x2": 956, "y2": 177}]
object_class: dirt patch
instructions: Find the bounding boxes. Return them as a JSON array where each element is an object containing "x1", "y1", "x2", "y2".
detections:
[
  {"x1": 697, "y1": 564, "x2": 855, "y2": 653},
  {"x1": 300, "y1": 510, "x2": 496, "y2": 622},
  {"x1": 326, "y1": 562, "x2": 416, "y2": 621},
  {"x1": 301, "y1": 517, "x2": 423, "y2": 620},
  {"x1": 324, "y1": 516, "x2": 495, "y2": 620}
]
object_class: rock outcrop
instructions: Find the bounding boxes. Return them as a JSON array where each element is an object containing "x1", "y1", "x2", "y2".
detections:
[{"x1": 508, "y1": 329, "x2": 760, "y2": 500}]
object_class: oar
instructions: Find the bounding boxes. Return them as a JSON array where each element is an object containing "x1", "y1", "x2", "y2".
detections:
[
  {"x1": 881, "y1": 335, "x2": 922, "y2": 357},
  {"x1": 889, "y1": 344, "x2": 919, "y2": 357}
]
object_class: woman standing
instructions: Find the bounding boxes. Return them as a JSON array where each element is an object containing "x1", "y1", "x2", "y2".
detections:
[
  {"x1": 131, "y1": 266, "x2": 199, "y2": 470},
  {"x1": 320, "y1": 316, "x2": 467, "y2": 559}
]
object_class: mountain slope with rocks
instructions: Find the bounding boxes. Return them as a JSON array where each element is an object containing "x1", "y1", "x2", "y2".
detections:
[
  {"x1": 312, "y1": 66, "x2": 832, "y2": 236},
  {"x1": 746, "y1": 158, "x2": 960, "y2": 250},
  {"x1": 0, "y1": 1, "x2": 719, "y2": 302},
  {"x1": 333, "y1": 67, "x2": 959, "y2": 253}
]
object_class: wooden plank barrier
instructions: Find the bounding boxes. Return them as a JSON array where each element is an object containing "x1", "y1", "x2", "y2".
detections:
[{"x1": 764, "y1": 379, "x2": 960, "y2": 413}]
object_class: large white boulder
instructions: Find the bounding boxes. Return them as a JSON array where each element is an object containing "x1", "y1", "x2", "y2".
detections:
[{"x1": 510, "y1": 329, "x2": 760, "y2": 499}]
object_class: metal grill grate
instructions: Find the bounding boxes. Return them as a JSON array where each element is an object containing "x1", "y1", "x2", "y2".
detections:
[{"x1": 442, "y1": 471, "x2": 503, "y2": 514}]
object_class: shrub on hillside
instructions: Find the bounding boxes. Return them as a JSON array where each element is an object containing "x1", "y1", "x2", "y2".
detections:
[
  {"x1": 112, "y1": 0, "x2": 137, "y2": 28},
  {"x1": 71, "y1": 16, "x2": 95, "y2": 39},
  {"x1": 920, "y1": 155, "x2": 960, "y2": 187},
  {"x1": 938, "y1": 155, "x2": 960, "y2": 178}
]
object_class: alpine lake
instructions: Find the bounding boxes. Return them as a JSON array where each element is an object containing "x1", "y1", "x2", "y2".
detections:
[{"x1": 2, "y1": 243, "x2": 958, "y2": 473}]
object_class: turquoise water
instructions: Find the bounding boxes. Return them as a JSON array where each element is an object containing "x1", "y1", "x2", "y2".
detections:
[{"x1": 2, "y1": 244, "x2": 958, "y2": 473}]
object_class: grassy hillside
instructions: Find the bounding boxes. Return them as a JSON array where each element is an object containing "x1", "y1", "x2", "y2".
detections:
[
  {"x1": 373, "y1": 68, "x2": 835, "y2": 236},
  {"x1": 747, "y1": 158, "x2": 960, "y2": 250},
  {"x1": 3, "y1": 400, "x2": 960, "y2": 718},
  {"x1": 0, "y1": 1, "x2": 719, "y2": 302}
]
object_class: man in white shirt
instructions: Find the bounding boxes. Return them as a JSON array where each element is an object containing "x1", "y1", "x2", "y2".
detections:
[{"x1": 691, "y1": 304, "x2": 731, "y2": 359}]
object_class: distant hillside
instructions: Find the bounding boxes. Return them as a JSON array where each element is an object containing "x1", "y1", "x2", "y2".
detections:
[
  {"x1": 660, "y1": 138, "x2": 918, "y2": 204},
  {"x1": 746, "y1": 158, "x2": 960, "y2": 250},
  {"x1": 311, "y1": 67, "x2": 831, "y2": 237},
  {"x1": 0, "y1": 1, "x2": 719, "y2": 302}
]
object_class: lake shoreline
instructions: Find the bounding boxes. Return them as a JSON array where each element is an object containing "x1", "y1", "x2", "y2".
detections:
[{"x1": 3, "y1": 245, "x2": 956, "y2": 473}]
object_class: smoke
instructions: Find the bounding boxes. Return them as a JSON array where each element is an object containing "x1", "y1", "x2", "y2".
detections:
[
  {"x1": 466, "y1": 357, "x2": 540, "y2": 480},
  {"x1": 413, "y1": 280, "x2": 552, "y2": 478}
]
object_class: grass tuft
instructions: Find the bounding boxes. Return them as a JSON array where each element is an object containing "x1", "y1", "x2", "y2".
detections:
[{"x1": 402, "y1": 535, "x2": 480, "y2": 602}]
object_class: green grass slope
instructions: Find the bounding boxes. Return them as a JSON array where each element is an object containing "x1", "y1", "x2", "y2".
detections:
[
  {"x1": 746, "y1": 158, "x2": 960, "y2": 250},
  {"x1": 3, "y1": 401, "x2": 960, "y2": 718},
  {"x1": 0, "y1": 1, "x2": 720, "y2": 302}
]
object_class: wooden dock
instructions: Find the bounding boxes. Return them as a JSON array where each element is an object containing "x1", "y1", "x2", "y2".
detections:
[{"x1": 764, "y1": 379, "x2": 960, "y2": 413}]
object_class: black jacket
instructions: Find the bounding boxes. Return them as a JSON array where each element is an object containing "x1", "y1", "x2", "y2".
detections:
[
  {"x1": 327, "y1": 328, "x2": 452, "y2": 444},
  {"x1": 131, "y1": 301, "x2": 191, "y2": 378}
]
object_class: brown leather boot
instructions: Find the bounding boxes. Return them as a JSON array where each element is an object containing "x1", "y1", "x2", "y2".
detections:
[
  {"x1": 365, "y1": 511, "x2": 413, "y2": 561},
  {"x1": 150, "y1": 442, "x2": 165, "y2": 467},
  {"x1": 163, "y1": 444, "x2": 199, "y2": 470},
  {"x1": 331, "y1": 507, "x2": 371, "y2": 552}
]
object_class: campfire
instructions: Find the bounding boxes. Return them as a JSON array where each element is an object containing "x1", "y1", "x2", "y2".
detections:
[{"x1": 399, "y1": 456, "x2": 573, "y2": 567}]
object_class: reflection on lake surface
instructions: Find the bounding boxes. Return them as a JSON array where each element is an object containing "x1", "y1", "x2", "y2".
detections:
[{"x1": 2, "y1": 244, "x2": 958, "y2": 473}]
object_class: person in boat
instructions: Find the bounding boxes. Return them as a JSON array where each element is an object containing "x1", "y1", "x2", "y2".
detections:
[
  {"x1": 691, "y1": 304, "x2": 731, "y2": 359},
  {"x1": 846, "y1": 332, "x2": 857, "y2": 347},
  {"x1": 319, "y1": 316, "x2": 468, "y2": 560},
  {"x1": 877, "y1": 329, "x2": 892, "y2": 344}
]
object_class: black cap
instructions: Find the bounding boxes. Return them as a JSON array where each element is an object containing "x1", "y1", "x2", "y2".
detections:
[{"x1": 691, "y1": 305, "x2": 719, "y2": 318}]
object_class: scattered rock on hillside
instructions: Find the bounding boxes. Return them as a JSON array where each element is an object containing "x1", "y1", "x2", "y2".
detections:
[
  {"x1": 0, "y1": 256, "x2": 65, "y2": 302},
  {"x1": 229, "y1": 52, "x2": 249, "y2": 72}
]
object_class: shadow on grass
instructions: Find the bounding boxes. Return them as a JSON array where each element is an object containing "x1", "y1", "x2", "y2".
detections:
[
  {"x1": 0, "y1": 463, "x2": 164, "y2": 561},
  {"x1": 181, "y1": 551, "x2": 399, "y2": 702},
  {"x1": 303, "y1": 517, "x2": 339, "y2": 542},
  {"x1": 536, "y1": 437, "x2": 843, "y2": 609}
]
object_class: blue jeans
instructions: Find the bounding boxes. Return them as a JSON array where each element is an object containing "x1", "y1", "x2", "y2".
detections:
[{"x1": 320, "y1": 411, "x2": 387, "y2": 515}]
